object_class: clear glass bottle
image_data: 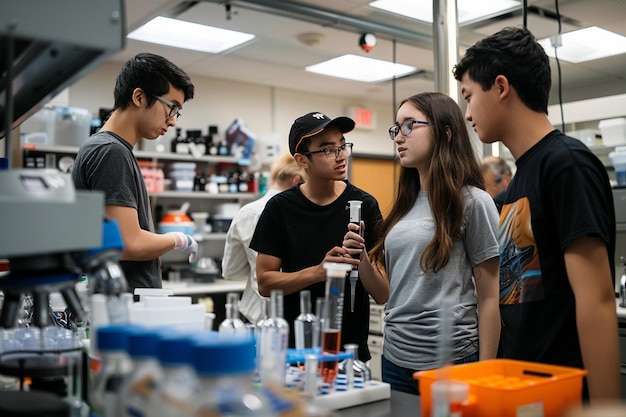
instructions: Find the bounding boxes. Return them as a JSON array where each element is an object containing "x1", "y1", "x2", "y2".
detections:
[
  {"x1": 294, "y1": 290, "x2": 320, "y2": 350},
  {"x1": 149, "y1": 333, "x2": 199, "y2": 417},
  {"x1": 188, "y1": 334, "x2": 275, "y2": 417},
  {"x1": 218, "y1": 292, "x2": 247, "y2": 336},
  {"x1": 258, "y1": 289, "x2": 289, "y2": 388},
  {"x1": 90, "y1": 324, "x2": 134, "y2": 417},
  {"x1": 118, "y1": 327, "x2": 164, "y2": 417}
]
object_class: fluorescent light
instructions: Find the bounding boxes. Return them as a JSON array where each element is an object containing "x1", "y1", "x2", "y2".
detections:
[
  {"x1": 305, "y1": 54, "x2": 416, "y2": 83},
  {"x1": 538, "y1": 26, "x2": 626, "y2": 63},
  {"x1": 128, "y1": 16, "x2": 255, "y2": 54},
  {"x1": 369, "y1": 0, "x2": 520, "y2": 24}
]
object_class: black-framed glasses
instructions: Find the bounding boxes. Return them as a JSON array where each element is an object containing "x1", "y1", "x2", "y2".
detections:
[
  {"x1": 154, "y1": 95, "x2": 182, "y2": 119},
  {"x1": 388, "y1": 119, "x2": 429, "y2": 140},
  {"x1": 301, "y1": 142, "x2": 354, "y2": 159}
]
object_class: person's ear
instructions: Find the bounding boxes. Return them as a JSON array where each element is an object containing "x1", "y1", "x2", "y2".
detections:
[
  {"x1": 494, "y1": 75, "x2": 509, "y2": 98},
  {"x1": 131, "y1": 88, "x2": 144, "y2": 108},
  {"x1": 445, "y1": 126, "x2": 452, "y2": 141}
]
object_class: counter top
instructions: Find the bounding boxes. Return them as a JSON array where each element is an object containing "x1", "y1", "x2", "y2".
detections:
[
  {"x1": 163, "y1": 279, "x2": 245, "y2": 295},
  {"x1": 336, "y1": 390, "x2": 419, "y2": 417}
]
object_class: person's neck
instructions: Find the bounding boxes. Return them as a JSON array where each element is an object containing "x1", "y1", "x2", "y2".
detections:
[
  {"x1": 501, "y1": 109, "x2": 555, "y2": 160},
  {"x1": 299, "y1": 178, "x2": 346, "y2": 206},
  {"x1": 100, "y1": 110, "x2": 140, "y2": 148}
]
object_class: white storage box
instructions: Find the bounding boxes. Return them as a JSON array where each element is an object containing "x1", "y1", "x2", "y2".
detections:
[
  {"x1": 609, "y1": 146, "x2": 626, "y2": 186},
  {"x1": 599, "y1": 117, "x2": 626, "y2": 146},
  {"x1": 567, "y1": 129, "x2": 600, "y2": 147}
]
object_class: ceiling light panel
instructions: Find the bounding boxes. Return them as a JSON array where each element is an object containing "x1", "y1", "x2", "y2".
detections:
[
  {"x1": 369, "y1": 0, "x2": 520, "y2": 24},
  {"x1": 127, "y1": 16, "x2": 255, "y2": 54},
  {"x1": 538, "y1": 26, "x2": 626, "y2": 63},
  {"x1": 305, "y1": 54, "x2": 416, "y2": 83}
]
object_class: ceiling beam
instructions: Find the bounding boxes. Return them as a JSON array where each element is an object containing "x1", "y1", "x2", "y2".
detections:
[{"x1": 200, "y1": 0, "x2": 433, "y2": 48}]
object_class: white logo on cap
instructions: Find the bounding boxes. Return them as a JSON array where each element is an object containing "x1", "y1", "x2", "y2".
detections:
[{"x1": 312, "y1": 113, "x2": 325, "y2": 120}]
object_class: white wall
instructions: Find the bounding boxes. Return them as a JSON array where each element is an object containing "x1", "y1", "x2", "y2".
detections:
[{"x1": 66, "y1": 62, "x2": 397, "y2": 157}]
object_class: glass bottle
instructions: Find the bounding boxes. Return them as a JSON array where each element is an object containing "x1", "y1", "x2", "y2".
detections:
[
  {"x1": 170, "y1": 128, "x2": 182, "y2": 154},
  {"x1": 188, "y1": 334, "x2": 275, "y2": 417},
  {"x1": 258, "y1": 289, "x2": 289, "y2": 388},
  {"x1": 149, "y1": 333, "x2": 199, "y2": 417},
  {"x1": 218, "y1": 292, "x2": 247, "y2": 336},
  {"x1": 118, "y1": 327, "x2": 164, "y2": 417},
  {"x1": 294, "y1": 290, "x2": 319, "y2": 350},
  {"x1": 90, "y1": 324, "x2": 134, "y2": 417}
]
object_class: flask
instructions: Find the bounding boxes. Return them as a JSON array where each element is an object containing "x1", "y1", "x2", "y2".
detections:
[
  {"x1": 294, "y1": 290, "x2": 320, "y2": 350},
  {"x1": 258, "y1": 289, "x2": 289, "y2": 387},
  {"x1": 189, "y1": 334, "x2": 275, "y2": 417},
  {"x1": 90, "y1": 324, "x2": 135, "y2": 417},
  {"x1": 347, "y1": 200, "x2": 362, "y2": 312},
  {"x1": 338, "y1": 343, "x2": 371, "y2": 386},
  {"x1": 149, "y1": 333, "x2": 199, "y2": 417},
  {"x1": 218, "y1": 292, "x2": 247, "y2": 336},
  {"x1": 118, "y1": 327, "x2": 164, "y2": 417},
  {"x1": 320, "y1": 262, "x2": 351, "y2": 385}
]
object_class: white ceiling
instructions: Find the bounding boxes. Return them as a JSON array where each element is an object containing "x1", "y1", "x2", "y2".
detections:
[{"x1": 109, "y1": 0, "x2": 626, "y2": 107}]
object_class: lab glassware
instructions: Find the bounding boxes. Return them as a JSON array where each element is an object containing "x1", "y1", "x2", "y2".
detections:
[
  {"x1": 294, "y1": 290, "x2": 320, "y2": 350},
  {"x1": 347, "y1": 200, "x2": 362, "y2": 312}
]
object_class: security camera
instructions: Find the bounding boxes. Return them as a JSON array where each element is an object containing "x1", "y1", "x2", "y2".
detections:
[{"x1": 359, "y1": 33, "x2": 377, "y2": 52}]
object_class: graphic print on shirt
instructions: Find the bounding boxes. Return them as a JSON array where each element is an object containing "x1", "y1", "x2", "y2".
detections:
[{"x1": 499, "y1": 197, "x2": 544, "y2": 305}]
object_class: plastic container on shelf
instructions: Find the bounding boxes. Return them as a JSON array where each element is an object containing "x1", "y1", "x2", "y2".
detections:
[
  {"x1": 567, "y1": 129, "x2": 600, "y2": 147},
  {"x1": 414, "y1": 359, "x2": 586, "y2": 417},
  {"x1": 599, "y1": 117, "x2": 626, "y2": 146},
  {"x1": 53, "y1": 106, "x2": 92, "y2": 146},
  {"x1": 158, "y1": 211, "x2": 194, "y2": 235},
  {"x1": 609, "y1": 146, "x2": 626, "y2": 186},
  {"x1": 168, "y1": 170, "x2": 195, "y2": 191}
]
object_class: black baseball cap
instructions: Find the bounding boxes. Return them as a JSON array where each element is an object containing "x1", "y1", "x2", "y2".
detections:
[{"x1": 288, "y1": 112, "x2": 355, "y2": 155}]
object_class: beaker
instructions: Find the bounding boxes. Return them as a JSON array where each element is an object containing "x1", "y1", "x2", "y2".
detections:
[{"x1": 320, "y1": 262, "x2": 351, "y2": 384}]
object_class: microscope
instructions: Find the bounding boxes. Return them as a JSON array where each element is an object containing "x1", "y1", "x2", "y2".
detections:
[{"x1": 0, "y1": 169, "x2": 128, "y2": 415}]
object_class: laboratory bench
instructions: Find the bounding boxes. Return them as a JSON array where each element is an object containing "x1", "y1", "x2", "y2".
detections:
[{"x1": 335, "y1": 390, "x2": 419, "y2": 417}]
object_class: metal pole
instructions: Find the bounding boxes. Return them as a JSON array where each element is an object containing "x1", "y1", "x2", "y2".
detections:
[{"x1": 432, "y1": 0, "x2": 459, "y2": 101}]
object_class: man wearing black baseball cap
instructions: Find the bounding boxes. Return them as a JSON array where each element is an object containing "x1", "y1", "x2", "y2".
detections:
[{"x1": 250, "y1": 111, "x2": 389, "y2": 363}]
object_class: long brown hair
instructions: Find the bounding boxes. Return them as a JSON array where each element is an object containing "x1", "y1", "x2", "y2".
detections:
[{"x1": 370, "y1": 92, "x2": 484, "y2": 272}]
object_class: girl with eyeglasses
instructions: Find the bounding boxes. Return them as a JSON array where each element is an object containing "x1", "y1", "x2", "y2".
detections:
[{"x1": 343, "y1": 92, "x2": 501, "y2": 395}]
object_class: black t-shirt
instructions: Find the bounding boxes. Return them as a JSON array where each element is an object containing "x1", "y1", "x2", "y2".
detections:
[
  {"x1": 72, "y1": 131, "x2": 161, "y2": 292},
  {"x1": 498, "y1": 130, "x2": 615, "y2": 370},
  {"x1": 250, "y1": 181, "x2": 382, "y2": 361}
]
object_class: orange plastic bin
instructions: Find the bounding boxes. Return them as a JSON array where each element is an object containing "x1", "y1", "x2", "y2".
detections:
[{"x1": 414, "y1": 359, "x2": 586, "y2": 417}]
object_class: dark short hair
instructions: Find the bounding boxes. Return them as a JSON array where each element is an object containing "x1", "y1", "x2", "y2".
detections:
[
  {"x1": 453, "y1": 26, "x2": 551, "y2": 113},
  {"x1": 113, "y1": 53, "x2": 195, "y2": 110}
]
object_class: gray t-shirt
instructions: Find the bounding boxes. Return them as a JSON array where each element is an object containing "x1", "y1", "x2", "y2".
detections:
[
  {"x1": 72, "y1": 131, "x2": 161, "y2": 291},
  {"x1": 382, "y1": 187, "x2": 499, "y2": 370}
]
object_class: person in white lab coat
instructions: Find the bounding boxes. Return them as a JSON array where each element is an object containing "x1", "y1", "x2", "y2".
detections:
[{"x1": 221, "y1": 151, "x2": 305, "y2": 322}]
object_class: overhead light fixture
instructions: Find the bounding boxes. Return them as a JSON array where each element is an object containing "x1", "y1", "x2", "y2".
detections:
[
  {"x1": 305, "y1": 54, "x2": 416, "y2": 83},
  {"x1": 538, "y1": 26, "x2": 626, "y2": 63},
  {"x1": 369, "y1": 0, "x2": 520, "y2": 24},
  {"x1": 127, "y1": 16, "x2": 255, "y2": 54}
]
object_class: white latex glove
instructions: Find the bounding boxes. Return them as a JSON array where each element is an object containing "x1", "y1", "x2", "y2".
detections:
[{"x1": 170, "y1": 232, "x2": 199, "y2": 263}]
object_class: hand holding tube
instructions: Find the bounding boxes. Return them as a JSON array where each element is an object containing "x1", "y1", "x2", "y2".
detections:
[{"x1": 170, "y1": 232, "x2": 199, "y2": 262}]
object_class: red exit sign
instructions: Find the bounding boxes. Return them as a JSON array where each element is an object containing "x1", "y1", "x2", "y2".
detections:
[{"x1": 348, "y1": 107, "x2": 376, "y2": 130}]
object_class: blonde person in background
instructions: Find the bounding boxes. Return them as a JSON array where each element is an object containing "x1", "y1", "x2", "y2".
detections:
[
  {"x1": 222, "y1": 151, "x2": 305, "y2": 323},
  {"x1": 481, "y1": 155, "x2": 512, "y2": 212}
]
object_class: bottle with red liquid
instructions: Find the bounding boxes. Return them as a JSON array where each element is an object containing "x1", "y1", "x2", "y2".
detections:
[{"x1": 320, "y1": 262, "x2": 351, "y2": 385}]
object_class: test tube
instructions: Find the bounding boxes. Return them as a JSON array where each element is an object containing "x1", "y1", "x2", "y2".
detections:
[
  {"x1": 348, "y1": 200, "x2": 362, "y2": 312},
  {"x1": 320, "y1": 262, "x2": 351, "y2": 385}
]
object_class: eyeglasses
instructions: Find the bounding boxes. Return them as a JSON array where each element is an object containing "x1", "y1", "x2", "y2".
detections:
[
  {"x1": 388, "y1": 119, "x2": 429, "y2": 140},
  {"x1": 301, "y1": 142, "x2": 353, "y2": 159},
  {"x1": 154, "y1": 95, "x2": 182, "y2": 119}
]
